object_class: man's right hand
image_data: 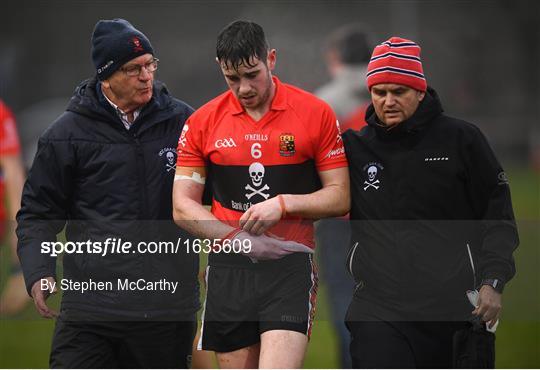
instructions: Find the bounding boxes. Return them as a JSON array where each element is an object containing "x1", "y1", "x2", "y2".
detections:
[
  {"x1": 234, "y1": 231, "x2": 313, "y2": 261},
  {"x1": 30, "y1": 276, "x2": 58, "y2": 319}
]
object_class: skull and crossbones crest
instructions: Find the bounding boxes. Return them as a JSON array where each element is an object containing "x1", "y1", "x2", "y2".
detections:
[
  {"x1": 132, "y1": 37, "x2": 143, "y2": 52},
  {"x1": 158, "y1": 147, "x2": 177, "y2": 172},
  {"x1": 178, "y1": 124, "x2": 189, "y2": 147},
  {"x1": 364, "y1": 165, "x2": 380, "y2": 191},
  {"x1": 164, "y1": 151, "x2": 176, "y2": 172},
  {"x1": 160, "y1": 150, "x2": 176, "y2": 172},
  {"x1": 335, "y1": 120, "x2": 343, "y2": 143},
  {"x1": 245, "y1": 162, "x2": 270, "y2": 200}
]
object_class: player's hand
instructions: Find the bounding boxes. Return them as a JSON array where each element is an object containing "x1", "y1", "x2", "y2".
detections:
[
  {"x1": 30, "y1": 276, "x2": 58, "y2": 319},
  {"x1": 235, "y1": 232, "x2": 309, "y2": 261},
  {"x1": 472, "y1": 285, "x2": 502, "y2": 329},
  {"x1": 239, "y1": 196, "x2": 283, "y2": 236}
]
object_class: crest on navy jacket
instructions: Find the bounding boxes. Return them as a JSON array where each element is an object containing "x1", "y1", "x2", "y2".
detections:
[
  {"x1": 362, "y1": 162, "x2": 384, "y2": 191},
  {"x1": 159, "y1": 147, "x2": 177, "y2": 172}
]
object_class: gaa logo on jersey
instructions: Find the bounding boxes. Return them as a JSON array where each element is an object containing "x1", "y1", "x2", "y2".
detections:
[
  {"x1": 215, "y1": 137, "x2": 237, "y2": 148},
  {"x1": 279, "y1": 133, "x2": 295, "y2": 157}
]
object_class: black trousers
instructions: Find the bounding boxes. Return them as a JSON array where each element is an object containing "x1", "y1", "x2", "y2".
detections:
[
  {"x1": 50, "y1": 317, "x2": 196, "y2": 368},
  {"x1": 347, "y1": 320, "x2": 469, "y2": 368}
]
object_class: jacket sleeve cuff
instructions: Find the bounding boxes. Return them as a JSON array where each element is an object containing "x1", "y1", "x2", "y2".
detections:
[
  {"x1": 24, "y1": 271, "x2": 57, "y2": 296},
  {"x1": 479, "y1": 277, "x2": 505, "y2": 293}
]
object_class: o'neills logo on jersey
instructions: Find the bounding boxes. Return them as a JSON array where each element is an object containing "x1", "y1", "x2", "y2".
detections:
[
  {"x1": 279, "y1": 133, "x2": 295, "y2": 157},
  {"x1": 245, "y1": 133, "x2": 269, "y2": 142},
  {"x1": 215, "y1": 138, "x2": 237, "y2": 148}
]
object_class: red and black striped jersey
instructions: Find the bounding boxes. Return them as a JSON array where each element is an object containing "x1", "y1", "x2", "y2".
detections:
[{"x1": 177, "y1": 76, "x2": 347, "y2": 248}]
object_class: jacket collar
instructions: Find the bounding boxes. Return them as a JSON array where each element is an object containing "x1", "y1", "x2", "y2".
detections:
[
  {"x1": 365, "y1": 86, "x2": 443, "y2": 137},
  {"x1": 67, "y1": 77, "x2": 174, "y2": 131}
]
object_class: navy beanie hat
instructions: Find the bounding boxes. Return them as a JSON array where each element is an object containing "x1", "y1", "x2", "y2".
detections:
[{"x1": 91, "y1": 18, "x2": 154, "y2": 81}]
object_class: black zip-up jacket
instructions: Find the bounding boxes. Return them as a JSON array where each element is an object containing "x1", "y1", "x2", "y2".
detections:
[
  {"x1": 16, "y1": 78, "x2": 199, "y2": 320},
  {"x1": 343, "y1": 87, "x2": 518, "y2": 321}
]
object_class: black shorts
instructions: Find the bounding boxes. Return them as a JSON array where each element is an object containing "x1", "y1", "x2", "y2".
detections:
[{"x1": 198, "y1": 253, "x2": 318, "y2": 352}]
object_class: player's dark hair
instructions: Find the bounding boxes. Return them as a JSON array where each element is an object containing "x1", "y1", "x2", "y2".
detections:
[
  {"x1": 216, "y1": 20, "x2": 269, "y2": 70},
  {"x1": 325, "y1": 24, "x2": 372, "y2": 65}
]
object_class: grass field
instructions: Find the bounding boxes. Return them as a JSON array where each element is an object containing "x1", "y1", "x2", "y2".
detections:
[{"x1": 0, "y1": 167, "x2": 538, "y2": 368}]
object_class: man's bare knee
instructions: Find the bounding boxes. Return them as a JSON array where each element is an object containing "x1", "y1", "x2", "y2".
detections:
[
  {"x1": 259, "y1": 330, "x2": 308, "y2": 369},
  {"x1": 216, "y1": 343, "x2": 260, "y2": 369}
]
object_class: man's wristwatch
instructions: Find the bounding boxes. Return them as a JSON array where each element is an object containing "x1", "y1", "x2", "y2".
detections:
[{"x1": 480, "y1": 278, "x2": 504, "y2": 294}]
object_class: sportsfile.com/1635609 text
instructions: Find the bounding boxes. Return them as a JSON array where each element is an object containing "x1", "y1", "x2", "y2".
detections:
[{"x1": 40, "y1": 237, "x2": 252, "y2": 257}]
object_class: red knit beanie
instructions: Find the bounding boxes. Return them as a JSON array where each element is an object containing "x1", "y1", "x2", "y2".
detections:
[{"x1": 366, "y1": 37, "x2": 427, "y2": 92}]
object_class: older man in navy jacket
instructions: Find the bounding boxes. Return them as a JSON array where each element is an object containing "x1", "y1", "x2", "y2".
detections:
[{"x1": 17, "y1": 19, "x2": 198, "y2": 368}]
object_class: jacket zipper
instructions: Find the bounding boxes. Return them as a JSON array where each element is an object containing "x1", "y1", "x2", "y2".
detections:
[
  {"x1": 466, "y1": 243, "x2": 477, "y2": 288},
  {"x1": 347, "y1": 242, "x2": 360, "y2": 277},
  {"x1": 132, "y1": 133, "x2": 149, "y2": 219}
]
